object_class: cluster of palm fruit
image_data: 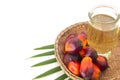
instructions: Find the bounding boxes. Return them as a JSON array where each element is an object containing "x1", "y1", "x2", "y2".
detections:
[{"x1": 62, "y1": 32, "x2": 108, "y2": 80}]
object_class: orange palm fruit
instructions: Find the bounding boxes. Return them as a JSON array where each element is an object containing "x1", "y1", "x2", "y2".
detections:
[
  {"x1": 68, "y1": 61, "x2": 80, "y2": 76},
  {"x1": 76, "y1": 32, "x2": 87, "y2": 47},
  {"x1": 80, "y1": 56, "x2": 93, "y2": 80},
  {"x1": 91, "y1": 64, "x2": 101, "y2": 80}
]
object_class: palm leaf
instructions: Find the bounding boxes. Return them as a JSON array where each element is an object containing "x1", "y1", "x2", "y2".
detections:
[
  {"x1": 31, "y1": 58, "x2": 57, "y2": 67},
  {"x1": 32, "y1": 44, "x2": 67, "y2": 80},
  {"x1": 33, "y1": 66, "x2": 61, "y2": 79},
  {"x1": 30, "y1": 50, "x2": 54, "y2": 58},
  {"x1": 55, "y1": 74, "x2": 68, "y2": 80},
  {"x1": 34, "y1": 44, "x2": 54, "y2": 50}
]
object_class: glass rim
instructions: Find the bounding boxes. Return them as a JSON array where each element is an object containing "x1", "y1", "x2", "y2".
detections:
[{"x1": 88, "y1": 5, "x2": 120, "y2": 24}]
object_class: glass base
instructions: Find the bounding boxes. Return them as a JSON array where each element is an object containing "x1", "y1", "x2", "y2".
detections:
[{"x1": 98, "y1": 51, "x2": 112, "y2": 60}]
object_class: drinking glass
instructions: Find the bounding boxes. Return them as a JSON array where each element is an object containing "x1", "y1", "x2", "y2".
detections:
[{"x1": 88, "y1": 5, "x2": 120, "y2": 59}]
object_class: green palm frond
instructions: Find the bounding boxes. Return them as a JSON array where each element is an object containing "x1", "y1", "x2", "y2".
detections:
[
  {"x1": 31, "y1": 58, "x2": 57, "y2": 67},
  {"x1": 30, "y1": 50, "x2": 54, "y2": 58},
  {"x1": 31, "y1": 44, "x2": 71, "y2": 80},
  {"x1": 33, "y1": 66, "x2": 61, "y2": 79},
  {"x1": 34, "y1": 44, "x2": 54, "y2": 50}
]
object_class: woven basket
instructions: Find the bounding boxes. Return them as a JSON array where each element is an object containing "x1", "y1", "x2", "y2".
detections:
[{"x1": 55, "y1": 22, "x2": 120, "y2": 80}]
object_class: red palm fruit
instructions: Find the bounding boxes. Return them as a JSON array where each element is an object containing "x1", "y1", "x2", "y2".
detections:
[
  {"x1": 65, "y1": 34, "x2": 76, "y2": 42},
  {"x1": 80, "y1": 56, "x2": 93, "y2": 80},
  {"x1": 65, "y1": 36, "x2": 83, "y2": 54},
  {"x1": 80, "y1": 47, "x2": 98, "y2": 62},
  {"x1": 68, "y1": 61, "x2": 80, "y2": 76},
  {"x1": 63, "y1": 53, "x2": 82, "y2": 66},
  {"x1": 76, "y1": 32, "x2": 87, "y2": 47},
  {"x1": 61, "y1": 34, "x2": 76, "y2": 54},
  {"x1": 91, "y1": 64, "x2": 101, "y2": 80},
  {"x1": 95, "y1": 55, "x2": 108, "y2": 71}
]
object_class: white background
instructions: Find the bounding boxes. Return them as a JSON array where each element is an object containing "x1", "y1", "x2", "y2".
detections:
[{"x1": 0, "y1": 0, "x2": 120, "y2": 80}]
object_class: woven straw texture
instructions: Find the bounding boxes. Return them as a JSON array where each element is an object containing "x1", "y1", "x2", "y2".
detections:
[{"x1": 55, "y1": 22, "x2": 120, "y2": 80}]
